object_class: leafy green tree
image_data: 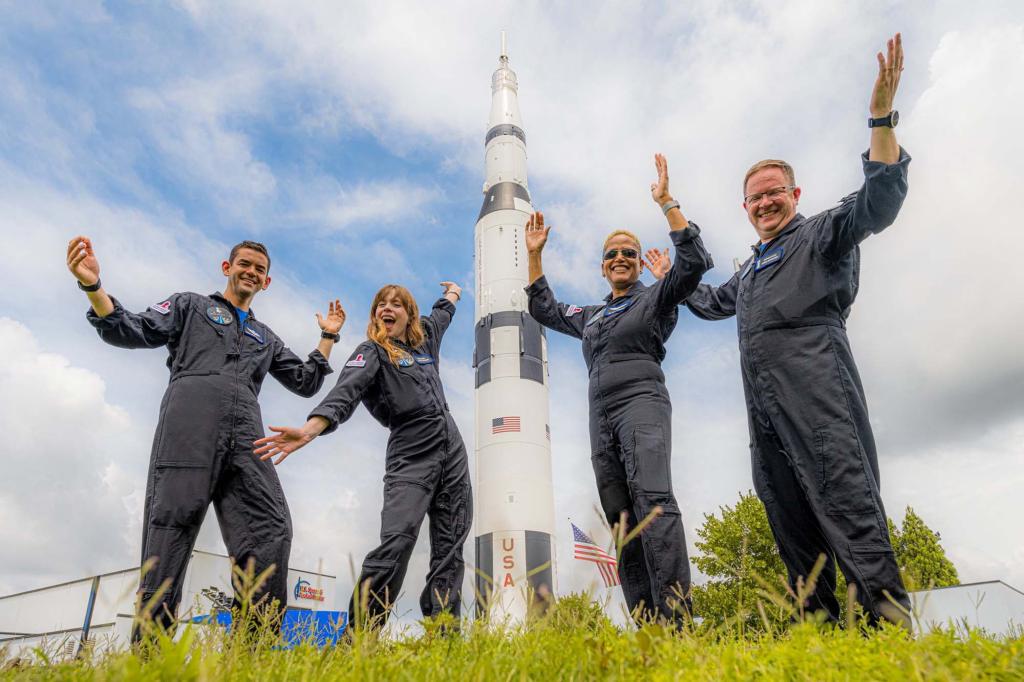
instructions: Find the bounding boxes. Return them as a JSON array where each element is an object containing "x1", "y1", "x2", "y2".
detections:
[
  {"x1": 889, "y1": 506, "x2": 959, "y2": 590},
  {"x1": 691, "y1": 491, "x2": 789, "y2": 631},
  {"x1": 691, "y1": 494, "x2": 959, "y2": 630}
]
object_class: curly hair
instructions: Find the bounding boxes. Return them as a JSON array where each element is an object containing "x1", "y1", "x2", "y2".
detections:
[{"x1": 367, "y1": 284, "x2": 424, "y2": 365}]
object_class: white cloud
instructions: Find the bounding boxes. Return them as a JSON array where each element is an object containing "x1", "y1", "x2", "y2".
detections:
[{"x1": 0, "y1": 319, "x2": 145, "y2": 591}]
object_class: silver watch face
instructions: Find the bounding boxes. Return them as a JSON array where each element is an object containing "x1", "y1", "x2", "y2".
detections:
[{"x1": 890, "y1": 110, "x2": 900, "y2": 127}]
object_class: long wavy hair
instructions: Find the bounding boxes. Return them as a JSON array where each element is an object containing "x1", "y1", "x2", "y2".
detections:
[{"x1": 367, "y1": 284, "x2": 425, "y2": 365}]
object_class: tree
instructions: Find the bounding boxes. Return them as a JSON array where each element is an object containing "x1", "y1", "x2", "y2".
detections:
[
  {"x1": 889, "y1": 506, "x2": 959, "y2": 590},
  {"x1": 691, "y1": 493, "x2": 959, "y2": 630},
  {"x1": 691, "y1": 491, "x2": 789, "y2": 631}
]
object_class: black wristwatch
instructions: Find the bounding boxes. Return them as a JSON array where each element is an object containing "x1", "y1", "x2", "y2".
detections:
[
  {"x1": 868, "y1": 110, "x2": 899, "y2": 128},
  {"x1": 320, "y1": 330, "x2": 340, "y2": 342},
  {"x1": 77, "y1": 278, "x2": 102, "y2": 292}
]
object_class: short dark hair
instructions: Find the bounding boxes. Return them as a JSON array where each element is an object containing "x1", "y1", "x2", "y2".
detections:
[{"x1": 229, "y1": 240, "x2": 271, "y2": 270}]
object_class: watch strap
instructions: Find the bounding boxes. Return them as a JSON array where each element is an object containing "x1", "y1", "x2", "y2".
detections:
[
  {"x1": 78, "y1": 278, "x2": 101, "y2": 293},
  {"x1": 868, "y1": 110, "x2": 898, "y2": 128},
  {"x1": 661, "y1": 199, "x2": 681, "y2": 215},
  {"x1": 320, "y1": 330, "x2": 341, "y2": 342}
]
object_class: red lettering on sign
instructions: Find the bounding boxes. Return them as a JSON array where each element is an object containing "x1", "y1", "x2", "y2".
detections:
[
  {"x1": 503, "y1": 573, "x2": 514, "y2": 587},
  {"x1": 501, "y1": 537, "x2": 514, "y2": 551}
]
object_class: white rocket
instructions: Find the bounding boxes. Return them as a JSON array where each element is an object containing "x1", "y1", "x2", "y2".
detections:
[{"x1": 473, "y1": 33, "x2": 557, "y2": 622}]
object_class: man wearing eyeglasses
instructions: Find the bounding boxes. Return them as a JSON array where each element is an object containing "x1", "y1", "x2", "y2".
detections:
[
  {"x1": 523, "y1": 154, "x2": 712, "y2": 625},
  {"x1": 662, "y1": 34, "x2": 911, "y2": 626}
]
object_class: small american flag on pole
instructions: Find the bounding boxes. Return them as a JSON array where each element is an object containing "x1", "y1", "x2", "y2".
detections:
[
  {"x1": 492, "y1": 416, "x2": 521, "y2": 434},
  {"x1": 571, "y1": 522, "x2": 620, "y2": 588}
]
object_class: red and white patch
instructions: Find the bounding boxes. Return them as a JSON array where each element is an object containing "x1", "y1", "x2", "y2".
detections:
[
  {"x1": 150, "y1": 300, "x2": 172, "y2": 315},
  {"x1": 345, "y1": 353, "x2": 367, "y2": 368},
  {"x1": 566, "y1": 305, "x2": 583, "y2": 317}
]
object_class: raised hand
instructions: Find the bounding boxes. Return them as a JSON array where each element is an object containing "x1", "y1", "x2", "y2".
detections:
[
  {"x1": 317, "y1": 299, "x2": 346, "y2": 334},
  {"x1": 254, "y1": 425, "x2": 314, "y2": 465},
  {"x1": 650, "y1": 154, "x2": 672, "y2": 205},
  {"x1": 525, "y1": 212, "x2": 550, "y2": 254},
  {"x1": 870, "y1": 32, "x2": 903, "y2": 117},
  {"x1": 644, "y1": 247, "x2": 671, "y2": 280},
  {"x1": 440, "y1": 281, "x2": 462, "y2": 303},
  {"x1": 67, "y1": 236, "x2": 100, "y2": 286}
]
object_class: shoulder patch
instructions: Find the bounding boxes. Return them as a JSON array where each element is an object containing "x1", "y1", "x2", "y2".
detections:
[
  {"x1": 150, "y1": 300, "x2": 172, "y2": 315},
  {"x1": 397, "y1": 355, "x2": 415, "y2": 367},
  {"x1": 345, "y1": 353, "x2": 367, "y2": 368},
  {"x1": 565, "y1": 305, "x2": 583, "y2": 318}
]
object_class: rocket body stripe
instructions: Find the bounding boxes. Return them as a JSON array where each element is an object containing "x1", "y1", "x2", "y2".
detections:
[{"x1": 473, "y1": 43, "x2": 556, "y2": 623}]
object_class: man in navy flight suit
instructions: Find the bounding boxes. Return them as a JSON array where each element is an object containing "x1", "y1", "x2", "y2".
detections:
[
  {"x1": 66, "y1": 236, "x2": 344, "y2": 636},
  {"x1": 649, "y1": 34, "x2": 912, "y2": 626}
]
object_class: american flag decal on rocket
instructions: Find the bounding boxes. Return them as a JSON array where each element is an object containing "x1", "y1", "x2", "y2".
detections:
[{"x1": 491, "y1": 416, "x2": 521, "y2": 434}]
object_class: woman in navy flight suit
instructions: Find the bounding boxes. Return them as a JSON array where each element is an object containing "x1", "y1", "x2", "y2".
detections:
[
  {"x1": 524, "y1": 155, "x2": 712, "y2": 624},
  {"x1": 254, "y1": 282, "x2": 471, "y2": 629}
]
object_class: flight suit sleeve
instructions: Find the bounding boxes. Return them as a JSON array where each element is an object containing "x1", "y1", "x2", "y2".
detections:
[
  {"x1": 268, "y1": 339, "x2": 334, "y2": 398},
  {"x1": 685, "y1": 271, "x2": 740, "y2": 320},
  {"x1": 307, "y1": 343, "x2": 380, "y2": 435},
  {"x1": 650, "y1": 224, "x2": 715, "y2": 314},
  {"x1": 525, "y1": 275, "x2": 588, "y2": 340},
  {"x1": 420, "y1": 298, "x2": 456, "y2": 358},
  {"x1": 85, "y1": 293, "x2": 187, "y2": 349},
  {"x1": 816, "y1": 147, "x2": 911, "y2": 261}
]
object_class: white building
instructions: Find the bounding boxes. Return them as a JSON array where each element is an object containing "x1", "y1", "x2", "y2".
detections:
[
  {"x1": 0, "y1": 549, "x2": 337, "y2": 661},
  {"x1": 911, "y1": 581, "x2": 1024, "y2": 637}
]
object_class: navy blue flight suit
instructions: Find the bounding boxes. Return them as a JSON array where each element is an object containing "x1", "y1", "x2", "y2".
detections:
[
  {"x1": 526, "y1": 226, "x2": 712, "y2": 623},
  {"x1": 308, "y1": 298, "x2": 471, "y2": 628},
  {"x1": 87, "y1": 291, "x2": 332, "y2": 632},
  {"x1": 686, "y1": 150, "x2": 913, "y2": 623}
]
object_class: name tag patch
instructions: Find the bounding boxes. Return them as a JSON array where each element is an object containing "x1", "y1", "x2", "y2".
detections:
[
  {"x1": 565, "y1": 305, "x2": 583, "y2": 318},
  {"x1": 150, "y1": 300, "x2": 171, "y2": 315},
  {"x1": 206, "y1": 305, "x2": 234, "y2": 325},
  {"x1": 604, "y1": 297, "x2": 635, "y2": 317},
  {"x1": 345, "y1": 353, "x2": 367, "y2": 368},
  {"x1": 755, "y1": 246, "x2": 784, "y2": 272},
  {"x1": 414, "y1": 354, "x2": 434, "y2": 365},
  {"x1": 244, "y1": 325, "x2": 265, "y2": 344}
]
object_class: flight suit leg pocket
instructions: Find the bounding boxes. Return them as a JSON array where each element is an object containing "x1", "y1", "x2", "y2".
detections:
[
  {"x1": 151, "y1": 463, "x2": 213, "y2": 529},
  {"x1": 749, "y1": 440, "x2": 776, "y2": 504},
  {"x1": 628, "y1": 423, "x2": 672, "y2": 495},
  {"x1": 590, "y1": 453, "x2": 631, "y2": 525},
  {"x1": 814, "y1": 423, "x2": 875, "y2": 515},
  {"x1": 380, "y1": 478, "x2": 432, "y2": 541}
]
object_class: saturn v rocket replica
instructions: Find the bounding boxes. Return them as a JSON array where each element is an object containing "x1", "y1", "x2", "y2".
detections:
[{"x1": 473, "y1": 36, "x2": 557, "y2": 621}]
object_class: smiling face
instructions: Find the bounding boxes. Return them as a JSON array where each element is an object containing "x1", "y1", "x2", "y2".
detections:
[
  {"x1": 743, "y1": 166, "x2": 801, "y2": 242},
  {"x1": 375, "y1": 292, "x2": 411, "y2": 341},
  {"x1": 601, "y1": 233, "x2": 644, "y2": 292},
  {"x1": 222, "y1": 247, "x2": 270, "y2": 304}
]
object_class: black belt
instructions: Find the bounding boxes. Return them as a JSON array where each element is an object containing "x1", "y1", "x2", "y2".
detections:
[{"x1": 751, "y1": 317, "x2": 845, "y2": 332}]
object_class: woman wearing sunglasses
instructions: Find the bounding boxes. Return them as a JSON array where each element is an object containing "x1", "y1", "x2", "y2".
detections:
[
  {"x1": 254, "y1": 282, "x2": 470, "y2": 630},
  {"x1": 524, "y1": 154, "x2": 712, "y2": 625}
]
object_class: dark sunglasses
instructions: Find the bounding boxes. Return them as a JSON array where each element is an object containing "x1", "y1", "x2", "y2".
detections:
[{"x1": 603, "y1": 248, "x2": 639, "y2": 261}]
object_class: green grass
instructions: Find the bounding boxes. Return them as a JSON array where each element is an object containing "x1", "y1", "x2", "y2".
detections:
[{"x1": 3, "y1": 596, "x2": 1022, "y2": 681}]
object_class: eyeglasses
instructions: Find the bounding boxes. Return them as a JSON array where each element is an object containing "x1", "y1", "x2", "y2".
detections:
[
  {"x1": 744, "y1": 185, "x2": 795, "y2": 205},
  {"x1": 603, "y1": 248, "x2": 639, "y2": 261}
]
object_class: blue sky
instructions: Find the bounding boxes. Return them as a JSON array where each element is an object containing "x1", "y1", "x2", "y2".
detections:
[{"x1": 2, "y1": 1, "x2": 1023, "y2": 626}]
